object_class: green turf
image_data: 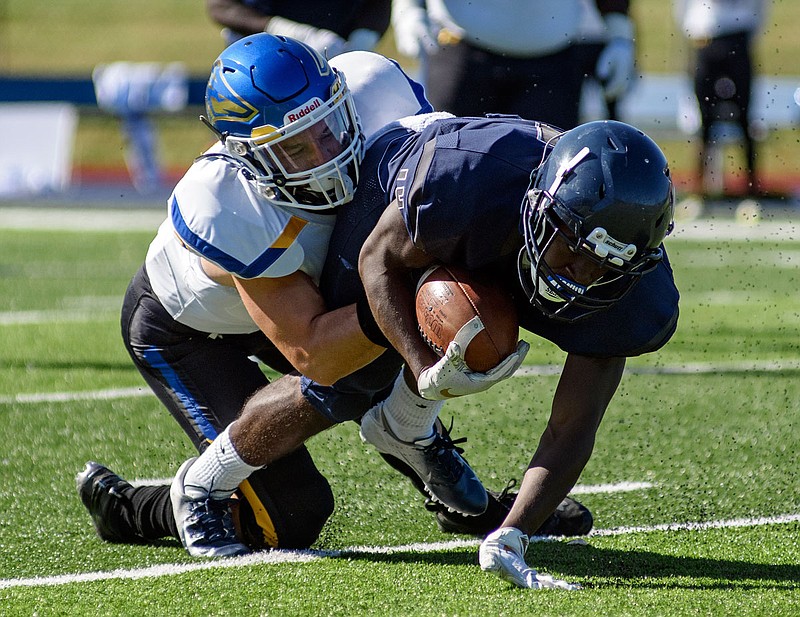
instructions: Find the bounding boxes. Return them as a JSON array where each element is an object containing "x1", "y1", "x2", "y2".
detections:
[{"x1": 0, "y1": 225, "x2": 798, "y2": 615}]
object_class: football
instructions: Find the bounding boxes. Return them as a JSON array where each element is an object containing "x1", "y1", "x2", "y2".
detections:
[{"x1": 415, "y1": 265, "x2": 519, "y2": 372}]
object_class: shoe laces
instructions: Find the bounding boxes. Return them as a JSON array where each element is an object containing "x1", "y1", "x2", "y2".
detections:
[
  {"x1": 187, "y1": 498, "x2": 238, "y2": 543},
  {"x1": 420, "y1": 418, "x2": 470, "y2": 483},
  {"x1": 432, "y1": 417, "x2": 468, "y2": 455},
  {"x1": 492, "y1": 478, "x2": 518, "y2": 508}
]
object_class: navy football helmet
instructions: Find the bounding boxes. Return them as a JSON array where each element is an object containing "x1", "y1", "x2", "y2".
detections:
[
  {"x1": 203, "y1": 33, "x2": 363, "y2": 210},
  {"x1": 518, "y1": 120, "x2": 675, "y2": 322}
]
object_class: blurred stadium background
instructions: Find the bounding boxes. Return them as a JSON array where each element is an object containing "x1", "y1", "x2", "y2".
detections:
[{"x1": 0, "y1": 0, "x2": 798, "y2": 213}]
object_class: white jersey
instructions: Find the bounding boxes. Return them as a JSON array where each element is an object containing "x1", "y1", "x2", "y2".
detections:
[
  {"x1": 427, "y1": 0, "x2": 584, "y2": 57},
  {"x1": 145, "y1": 51, "x2": 431, "y2": 335}
]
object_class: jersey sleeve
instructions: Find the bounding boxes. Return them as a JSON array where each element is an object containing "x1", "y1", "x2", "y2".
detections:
[{"x1": 168, "y1": 157, "x2": 312, "y2": 279}]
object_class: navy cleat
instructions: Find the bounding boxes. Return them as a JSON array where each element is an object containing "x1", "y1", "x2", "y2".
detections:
[
  {"x1": 431, "y1": 479, "x2": 594, "y2": 537},
  {"x1": 360, "y1": 405, "x2": 488, "y2": 515},
  {"x1": 76, "y1": 461, "x2": 143, "y2": 543},
  {"x1": 170, "y1": 457, "x2": 250, "y2": 558}
]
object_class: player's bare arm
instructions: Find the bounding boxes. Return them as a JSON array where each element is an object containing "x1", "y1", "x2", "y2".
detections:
[
  {"x1": 206, "y1": 0, "x2": 269, "y2": 34},
  {"x1": 358, "y1": 200, "x2": 440, "y2": 380},
  {"x1": 233, "y1": 270, "x2": 384, "y2": 386},
  {"x1": 502, "y1": 353, "x2": 626, "y2": 536}
]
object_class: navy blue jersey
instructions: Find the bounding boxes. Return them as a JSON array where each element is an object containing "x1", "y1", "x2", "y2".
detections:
[{"x1": 383, "y1": 116, "x2": 679, "y2": 358}]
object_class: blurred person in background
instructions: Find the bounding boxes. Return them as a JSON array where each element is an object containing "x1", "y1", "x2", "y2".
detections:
[
  {"x1": 674, "y1": 0, "x2": 768, "y2": 197},
  {"x1": 206, "y1": 0, "x2": 390, "y2": 53},
  {"x1": 574, "y1": 0, "x2": 634, "y2": 121},
  {"x1": 389, "y1": 0, "x2": 636, "y2": 129}
]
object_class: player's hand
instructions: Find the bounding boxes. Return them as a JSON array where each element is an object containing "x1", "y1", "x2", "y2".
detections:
[
  {"x1": 265, "y1": 16, "x2": 347, "y2": 58},
  {"x1": 391, "y1": 0, "x2": 438, "y2": 58},
  {"x1": 595, "y1": 13, "x2": 635, "y2": 101},
  {"x1": 417, "y1": 340, "x2": 529, "y2": 400},
  {"x1": 479, "y1": 527, "x2": 582, "y2": 590}
]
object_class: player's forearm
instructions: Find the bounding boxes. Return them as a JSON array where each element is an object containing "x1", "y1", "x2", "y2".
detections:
[
  {"x1": 363, "y1": 269, "x2": 438, "y2": 380},
  {"x1": 206, "y1": 0, "x2": 269, "y2": 34},
  {"x1": 503, "y1": 429, "x2": 596, "y2": 536},
  {"x1": 503, "y1": 354, "x2": 625, "y2": 535},
  {"x1": 358, "y1": 202, "x2": 440, "y2": 381},
  {"x1": 289, "y1": 305, "x2": 385, "y2": 385}
]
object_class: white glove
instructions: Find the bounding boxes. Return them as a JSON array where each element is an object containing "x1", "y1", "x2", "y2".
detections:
[
  {"x1": 479, "y1": 527, "x2": 582, "y2": 590},
  {"x1": 345, "y1": 28, "x2": 381, "y2": 52},
  {"x1": 265, "y1": 15, "x2": 347, "y2": 58},
  {"x1": 391, "y1": 0, "x2": 438, "y2": 58},
  {"x1": 595, "y1": 13, "x2": 635, "y2": 101},
  {"x1": 417, "y1": 339, "x2": 529, "y2": 400}
]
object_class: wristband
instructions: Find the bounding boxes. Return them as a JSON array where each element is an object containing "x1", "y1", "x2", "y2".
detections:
[{"x1": 356, "y1": 296, "x2": 390, "y2": 348}]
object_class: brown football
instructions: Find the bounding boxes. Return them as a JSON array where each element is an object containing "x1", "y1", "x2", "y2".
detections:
[{"x1": 415, "y1": 265, "x2": 519, "y2": 372}]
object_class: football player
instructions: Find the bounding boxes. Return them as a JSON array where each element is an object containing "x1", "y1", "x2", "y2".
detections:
[
  {"x1": 177, "y1": 114, "x2": 677, "y2": 586},
  {"x1": 77, "y1": 33, "x2": 490, "y2": 557}
]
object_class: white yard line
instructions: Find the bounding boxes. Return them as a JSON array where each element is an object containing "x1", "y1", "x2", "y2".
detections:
[
  {"x1": 570, "y1": 482, "x2": 654, "y2": 495},
  {"x1": 1, "y1": 513, "x2": 797, "y2": 590},
  {"x1": 0, "y1": 387, "x2": 152, "y2": 404},
  {"x1": 3, "y1": 361, "x2": 798, "y2": 406},
  {"x1": 0, "y1": 207, "x2": 165, "y2": 231},
  {"x1": 0, "y1": 207, "x2": 798, "y2": 239}
]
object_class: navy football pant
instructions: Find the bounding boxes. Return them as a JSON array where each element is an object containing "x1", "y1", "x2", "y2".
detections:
[{"x1": 120, "y1": 264, "x2": 334, "y2": 549}]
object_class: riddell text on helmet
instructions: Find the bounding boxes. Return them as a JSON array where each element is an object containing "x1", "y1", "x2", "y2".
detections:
[{"x1": 285, "y1": 98, "x2": 322, "y2": 123}]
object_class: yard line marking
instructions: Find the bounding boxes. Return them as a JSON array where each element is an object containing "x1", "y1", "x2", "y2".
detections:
[
  {"x1": 1, "y1": 514, "x2": 797, "y2": 590},
  {"x1": 0, "y1": 308, "x2": 118, "y2": 325},
  {"x1": 515, "y1": 360, "x2": 800, "y2": 377},
  {"x1": 4, "y1": 360, "x2": 800, "y2": 405},
  {"x1": 0, "y1": 387, "x2": 151, "y2": 404},
  {"x1": 131, "y1": 480, "x2": 654, "y2": 493},
  {"x1": 570, "y1": 482, "x2": 653, "y2": 494},
  {"x1": 588, "y1": 513, "x2": 800, "y2": 537}
]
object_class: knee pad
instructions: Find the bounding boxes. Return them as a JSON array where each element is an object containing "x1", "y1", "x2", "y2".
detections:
[{"x1": 234, "y1": 446, "x2": 334, "y2": 549}]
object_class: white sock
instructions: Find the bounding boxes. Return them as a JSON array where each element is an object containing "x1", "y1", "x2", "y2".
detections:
[
  {"x1": 182, "y1": 425, "x2": 261, "y2": 500},
  {"x1": 381, "y1": 372, "x2": 445, "y2": 444}
]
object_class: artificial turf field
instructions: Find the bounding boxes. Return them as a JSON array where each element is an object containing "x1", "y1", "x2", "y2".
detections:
[{"x1": 0, "y1": 210, "x2": 798, "y2": 615}]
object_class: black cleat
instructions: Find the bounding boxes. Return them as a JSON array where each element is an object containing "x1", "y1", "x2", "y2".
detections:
[
  {"x1": 76, "y1": 461, "x2": 143, "y2": 543},
  {"x1": 534, "y1": 495, "x2": 594, "y2": 537},
  {"x1": 431, "y1": 480, "x2": 593, "y2": 537},
  {"x1": 360, "y1": 407, "x2": 488, "y2": 516}
]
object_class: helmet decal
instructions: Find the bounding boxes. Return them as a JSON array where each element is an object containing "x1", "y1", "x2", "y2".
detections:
[
  {"x1": 283, "y1": 97, "x2": 323, "y2": 124},
  {"x1": 296, "y1": 41, "x2": 332, "y2": 78},
  {"x1": 206, "y1": 61, "x2": 259, "y2": 124}
]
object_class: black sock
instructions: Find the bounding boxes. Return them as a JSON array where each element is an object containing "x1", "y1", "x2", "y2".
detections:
[{"x1": 129, "y1": 485, "x2": 180, "y2": 540}]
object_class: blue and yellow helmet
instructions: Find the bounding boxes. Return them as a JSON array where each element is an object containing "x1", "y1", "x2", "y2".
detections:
[{"x1": 204, "y1": 33, "x2": 363, "y2": 210}]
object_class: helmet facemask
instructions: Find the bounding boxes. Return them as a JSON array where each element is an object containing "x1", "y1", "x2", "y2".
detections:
[
  {"x1": 222, "y1": 73, "x2": 363, "y2": 210},
  {"x1": 518, "y1": 144, "x2": 666, "y2": 322}
]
